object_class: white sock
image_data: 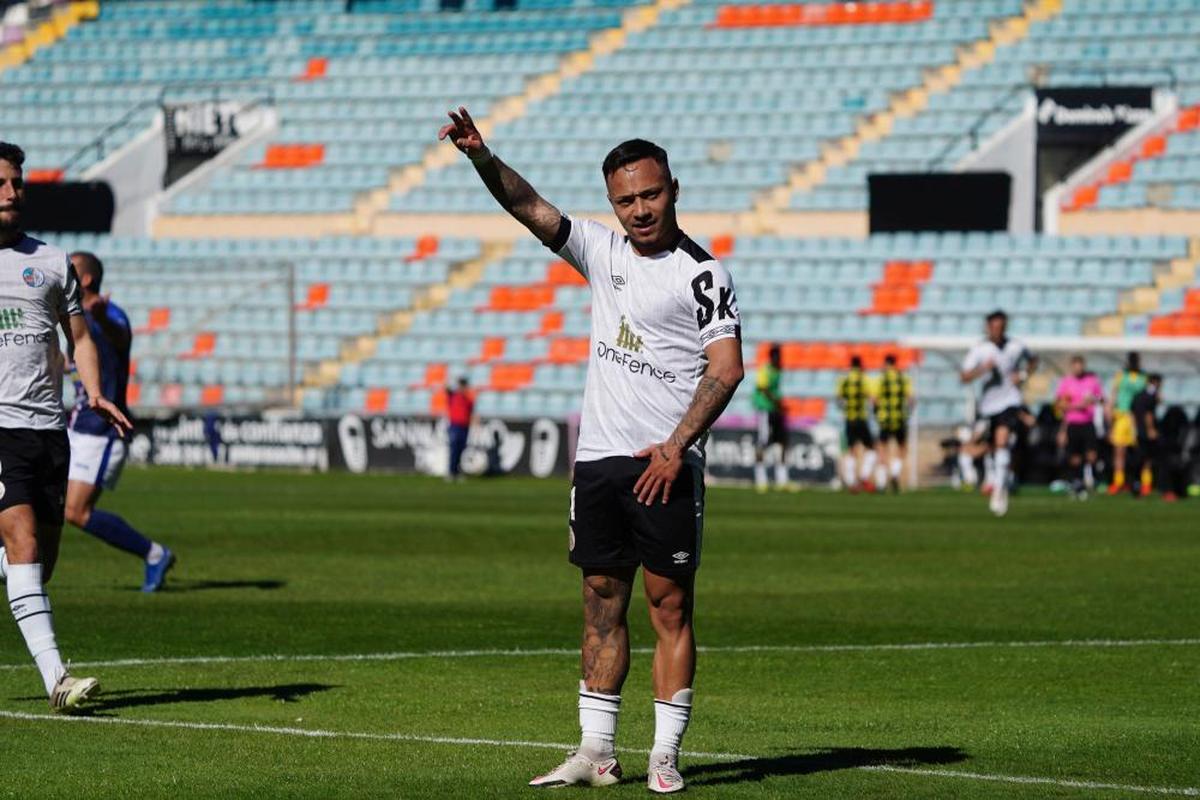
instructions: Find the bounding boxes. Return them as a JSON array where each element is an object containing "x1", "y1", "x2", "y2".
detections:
[
  {"x1": 652, "y1": 688, "x2": 693, "y2": 760},
  {"x1": 753, "y1": 463, "x2": 767, "y2": 490},
  {"x1": 958, "y1": 453, "x2": 976, "y2": 486},
  {"x1": 994, "y1": 447, "x2": 1011, "y2": 489},
  {"x1": 861, "y1": 450, "x2": 877, "y2": 482},
  {"x1": 578, "y1": 681, "x2": 620, "y2": 760},
  {"x1": 146, "y1": 542, "x2": 165, "y2": 566},
  {"x1": 874, "y1": 465, "x2": 887, "y2": 488},
  {"x1": 0, "y1": 547, "x2": 7, "y2": 580},
  {"x1": 984, "y1": 454, "x2": 996, "y2": 487},
  {"x1": 890, "y1": 457, "x2": 903, "y2": 480},
  {"x1": 843, "y1": 455, "x2": 857, "y2": 487},
  {"x1": 1083, "y1": 463, "x2": 1095, "y2": 490},
  {"x1": 774, "y1": 462, "x2": 788, "y2": 487},
  {"x1": 8, "y1": 563, "x2": 65, "y2": 695}
]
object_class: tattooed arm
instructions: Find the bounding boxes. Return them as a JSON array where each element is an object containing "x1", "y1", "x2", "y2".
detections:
[
  {"x1": 438, "y1": 106, "x2": 563, "y2": 245},
  {"x1": 633, "y1": 338, "x2": 744, "y2": 506}
]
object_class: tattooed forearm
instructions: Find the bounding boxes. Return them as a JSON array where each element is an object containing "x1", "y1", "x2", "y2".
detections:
[
  {"x1": 666, "y1": 374, "x2": 737, "y2": 456},
  {"x1": 474, "y1": 155, "x2": 562, "y2": 243},
  {"x1": 581, "y1": 574, "x2": 632, "y2": 694}
]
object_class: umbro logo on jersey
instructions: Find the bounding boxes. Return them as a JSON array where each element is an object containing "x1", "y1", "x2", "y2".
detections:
[
  {"x1": 615, "y1": 316, "x2": 643, "y2": 353},
  {"x1": 0, "y1": 308, "x2": 23, "y2": 330},
  {"x1": 611, "y1": 274, "x2": 625, "y2": 290},
  {"x1": 672, "y1": 551, "x2": 690, "y2": 564}
]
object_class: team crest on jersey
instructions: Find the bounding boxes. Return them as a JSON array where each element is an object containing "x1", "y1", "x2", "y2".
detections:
[
  {"x1": 615, "y1": 316, "x2": 643, "y2": 353},
  {"x1": 22, "y1": 267, "x2": 45, "y2": 288}
]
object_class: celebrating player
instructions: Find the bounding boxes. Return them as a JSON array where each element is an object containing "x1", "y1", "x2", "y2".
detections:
[
  {"x1": 1054, "y1": 355, "x2": 1104, "y2": 499},
  {"x1": 872, "y1": 353, "x2": 914, "y2": 493},
  {"x1": 440, "y1": 107, "x2": 743, "y2": 793},
  {"x1": 63, "y1": 252, "x2": 175, "y2": 591},
  {"x1": 960, "y1": 310, "x2": 1036, "y2": 517},
  {"x1": 753, "y1": 343, "x2": 789, "y2": 492},
  {"x1": 0, "y1": 142, "x2": 131, "y2": 711},
  {"x1": 836, "y1": 355, "x2": 875, "y2": 492}
]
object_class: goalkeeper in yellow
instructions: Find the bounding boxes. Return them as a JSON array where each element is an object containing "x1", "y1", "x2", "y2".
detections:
[{"x1": 1106, "y1": 352, "x2": 1147, "y2": 495}]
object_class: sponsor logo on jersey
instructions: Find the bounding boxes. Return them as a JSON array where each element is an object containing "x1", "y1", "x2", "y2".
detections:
[
  {"x1": 22, "y1": 267, "x2": 46, "y2": 288},
  {"x1": 0, "y1": 307, "x2": 24, "y2": 330},
  {"x1": 615, "y1": 316, "x2": 643, "y2": 353}
]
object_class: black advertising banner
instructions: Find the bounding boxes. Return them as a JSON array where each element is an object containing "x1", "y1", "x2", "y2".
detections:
[
  {"x1": 127, "y1": 413, "x2": 570, "y2": 478},
  {"x1": 162, "y1": 101, "x2": 243, "y2": 186},
  {"x1": 1035, "y1": 87, "x2": 1153, "y2": 144},
  {"x1": 705, "y1": 424, "x2": 840, "y2": 484}
]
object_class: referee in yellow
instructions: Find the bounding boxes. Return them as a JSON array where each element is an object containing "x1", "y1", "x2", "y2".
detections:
[{"x1": 872, "y1": 353, "x2": 915, "y2": 493}]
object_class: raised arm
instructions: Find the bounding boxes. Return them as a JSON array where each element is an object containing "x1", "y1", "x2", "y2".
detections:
[
  {"x1": 438, "y1": 106, "x2": 563, "y2": 245},
  {"x1": 633, "y1": 338, "x2": 744, "y2": 505},
  {"x1": 62, "y1": 313, "x2": 132, "y2": 436}
]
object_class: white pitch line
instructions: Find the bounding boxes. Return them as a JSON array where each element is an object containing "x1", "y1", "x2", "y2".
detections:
[
  {"x1": 1, "y1": 711, "x2": 1195, "y2": 797},
  {"x1": 862, "y1": 766, "x2": 1200, "y2": 797},
  {"x1": 0, "y1": 637, "x2": 1196, "y2": 672}
]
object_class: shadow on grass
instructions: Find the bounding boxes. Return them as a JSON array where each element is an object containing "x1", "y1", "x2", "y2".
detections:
[
  {"x1": 75, "y1": 682, "x2": 336, "y2": 713},
  {"x1": 126, "y1": 579, "x2": 287, "y2": 592},
  {"x1": 681, "y1": 746, "x2": 968, "y2": 787}
]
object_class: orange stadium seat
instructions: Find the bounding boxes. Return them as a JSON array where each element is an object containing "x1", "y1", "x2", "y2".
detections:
[
  {"x1": 180, "y1": 332, "x2": 216, "y2": 360},
  {"x1": 1104, "y1": 159, "x2": 1133, "y2": 184},
  {"x1": 259, "y1": 143, "x2": 325, "y2": 169},
  {"x1": 299, "y1": 56, "x2": 327, "y2": 81},
  {"x1": 127, "y1": 383, "x2": 141, "y2": 406},
  {"x1": 547, "y1": 337, "x2": 590, "y2": 364},
  {"x1": 710, "y1": 233, "x2": 735, "y2": 259},
  {"x1": 159, "y1": 384, "x2": 182, "y2": 408},
  {"x1": 1177, "y1": 106, "x2": 1200, "y2": 132},
  {"x1": 26, "y1": 169, "x2": 64, "y2": 183},
  {"x1": 365, "y1": 387, "x2": 390, "y2": 414},
  {"x1": 299, "y1": 283, "x2": 330, "y2": 310},
  {"x1": 429, "y1": 389, "x2": 448, "y2": 416},
  {"x1": 1141, "y1": 134, "x2": 1167, "y2": 159},
  {"x1": 136, "y1": 307, "x2": 171, "y2": 334},
  {"x1": 489, "y1": 363, "x2": 535, "y2": 391},
  {"x1": 471, "y1": 337, "x2": 506, "y2": 364},
  {"x1": 405, "y1": 235, "x2": 439, "y2": 262},
  {"x1": 200, "y1": 385, "x2": 225, "y2": 406},
  {"x1": 547, "y1": 260, "x2": 586, "y2": 286}
]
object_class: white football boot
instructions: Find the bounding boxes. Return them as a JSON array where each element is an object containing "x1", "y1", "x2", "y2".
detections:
[
  {"x1": 647, "y1": 753, "x2": 685, "y2": 794},
  {"x1": 49, "y1": 671, "x2": 100, "y2": 714},
  {"x1": 529, "y1": 750, "x2": 622, "y2": 788}
]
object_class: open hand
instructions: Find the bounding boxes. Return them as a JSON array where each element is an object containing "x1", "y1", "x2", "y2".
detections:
[
  {"x1": 632, "y1": 442, "x2": 684, "y2": 506},
  {"x1": 90, "y1": 395, "x2": 132, "y2": 438},
  {"x1": 437, "y1": 106, "x2": 486, "y2": 157}
]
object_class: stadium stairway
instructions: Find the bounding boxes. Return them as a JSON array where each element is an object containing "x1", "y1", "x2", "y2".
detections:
[
  {"x1": 1092, "y1": 237, "x2": 1200, "y2": 336},
  {"x1": 298, "y1": 239, "x2": 513, "y2": 400},
  {"x1": 0, "y1": 1, "x2": 96, "y2": 87},
  {"x1": 747, "y1": 0, "x2": 1063, "y2": 234}
]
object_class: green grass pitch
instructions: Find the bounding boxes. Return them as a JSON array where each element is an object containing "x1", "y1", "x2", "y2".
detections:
[{"x1": 0, "y1": 468, "x2": 1196, "y2": 798}]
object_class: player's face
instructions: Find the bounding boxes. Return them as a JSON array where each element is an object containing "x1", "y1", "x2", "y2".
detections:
[
  {"x1": 1071, "y1": 358, "x2": 1085, "y2": 377},
  {"x1": 0, "y1": 159, "x2": 24, "y2": 231},
  {"x1": 605, "y1": 157, "x2": 679, "y2": 254},
  {"x1": 986, "y1": 317, "x2": 1006, "y2": 342}
]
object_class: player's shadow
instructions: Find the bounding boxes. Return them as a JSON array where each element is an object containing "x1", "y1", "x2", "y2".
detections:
[
  {"x1": 79, "y1": 682, "x2": 335, "y2": 713},
  {"x1": 681, "y1": 745, "x2": 968, "y2": 787},
  {"x1": 125, "y1": 579, "x2": 287, "y2": 592}
]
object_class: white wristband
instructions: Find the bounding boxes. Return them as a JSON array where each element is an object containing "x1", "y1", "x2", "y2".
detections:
[{"x1": 468, "y1": 146, "x2": 493, "y2": 165}]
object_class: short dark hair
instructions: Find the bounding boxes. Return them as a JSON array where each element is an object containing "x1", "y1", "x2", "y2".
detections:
[
  {"x1": 601, "y1": 139, "x2": 670, "y2": 182},
  {"x1": 1148, "y1": 372, "x2": 1163, "y2": 384},
  {"x1": 884, "y1": 353, "x2": 897, "y2": 366},
  {"x1": 457, "y1": 377, "x2": 469, "y2": 388},
  {"x1": 1126, "y1": 351, "x2": 1141, "y2": 371},
  {"x1": 986, "y1": 309, "x2": 1007, "y2": 323},
  {"x1": 71, "y1": 251, "x2": 104, "y2": 292},
  {"x1": 850, "y1": 356, "x2": 863, "y2": 369},
  {"x1": 768, "y1": 343, "x2": 781, "y2": 360},
  {"x1": 0, "y1": 141, "x2": 24, "y2": 170}
]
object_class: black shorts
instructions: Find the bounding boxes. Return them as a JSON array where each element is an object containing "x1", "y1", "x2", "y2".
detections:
[
  {"x1": 845, "y1": 420, "x2": 874, "y2": 448},
  {"x1": 1065, "y1": 423, "x2": 1097, "y2": 456},
  {"x1": 878, "y1": 425, "x2": 908, "y2": 446},
  {"x1": 0, "y1": 428, "x2": 69, "y2": 526},
  {"x1": 569, "y1": 457, "x2": 704, "y2": 576},
  {"x1": 987, "y1": 407, "x2": 1023, "y2": 441},
  {"x1": 756, "y1": 410, "x2": 787, "y2": 448}
]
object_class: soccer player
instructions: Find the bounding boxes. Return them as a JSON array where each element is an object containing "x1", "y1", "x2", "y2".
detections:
[
  {"x1": 1106, "y1": 352, "x2": 1147, "y2": 495},
  {"x1": 1054, "y1": 355, "x2": 1104, "y2": 499},
  {"x1": 959, "y1": 310, "x2": 1036, "y2": 517},
  {"x1": 440, "y1": 108, "x2": 744, "y2": 793},
  {"x1": 871, "y1": 353, "x2": 914, "y2": 493},
  {"x1": 0, "y1": 142, "x2": 131, "y2": 710},
  {"x1": 63, "y1": 251, "x2": 175, "y2": 592},
  {"x1": 1128, "y1": 373, "x2": 1163, "y2": 498},
  {"x1": 835, "y1": 355, "x2": 875, "y2": 492},
  {"x1": 445, "y1": 376, "x2": 473, "y2": 481},
  {"x1": 752, "y1": 343, "x2": 788, "y2": 492}
]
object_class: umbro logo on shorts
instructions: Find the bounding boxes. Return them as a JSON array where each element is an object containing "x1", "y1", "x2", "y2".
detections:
[{"x1": 672, "y1": 551, "x2": 690, "y2": 564}]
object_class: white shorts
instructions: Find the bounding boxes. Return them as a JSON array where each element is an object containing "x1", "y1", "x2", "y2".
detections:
[{"x1": 67, "y1": 430, "x2": 127, "y2": 490}]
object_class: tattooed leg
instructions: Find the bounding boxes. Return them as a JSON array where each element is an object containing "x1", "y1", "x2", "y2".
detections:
[{"x1": 581, "y1": 567, "x2": 635, "y2": 694}]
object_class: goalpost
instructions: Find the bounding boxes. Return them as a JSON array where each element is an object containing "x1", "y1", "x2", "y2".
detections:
[{"x1": 899, "y1": 336, "x2": 1200, "y2": 488}]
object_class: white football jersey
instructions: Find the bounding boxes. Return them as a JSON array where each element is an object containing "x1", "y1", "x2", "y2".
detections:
[
  {"x1": 550, "y1": 216, "x2": 741, "y2": 468},
  {"x1": 961, "y1": 337, "x2": 1034, "y2": 418},
  {"x1": 0, "y1": 235, "x2": 80, "y2": 430}
]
